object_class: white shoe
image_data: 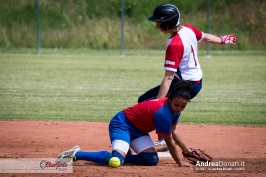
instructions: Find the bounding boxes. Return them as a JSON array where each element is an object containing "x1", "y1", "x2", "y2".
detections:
[
  {"x1": 56, "y1": 145, "x2": 81, "y2": 165},
  {"x1": 154, "y1": 138, "x2": 168, "y2": 152}
]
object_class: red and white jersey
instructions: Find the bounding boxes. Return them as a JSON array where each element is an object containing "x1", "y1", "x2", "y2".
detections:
[{"x1": 164, "y1": 24, "x2": 204, "y2": 81}]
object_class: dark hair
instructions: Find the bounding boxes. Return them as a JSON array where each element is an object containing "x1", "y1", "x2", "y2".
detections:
[{"x1": 168, "y1": 80, "x2": 192, "y2": 101}]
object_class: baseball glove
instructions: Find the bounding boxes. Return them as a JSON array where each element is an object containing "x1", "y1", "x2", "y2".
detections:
[{"x1": 182, "y1": 148, "x2": 212, "y2": 165}]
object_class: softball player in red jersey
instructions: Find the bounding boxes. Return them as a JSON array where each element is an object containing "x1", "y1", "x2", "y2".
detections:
[
  {"x1": 56, "y1": 80, "x2": 194, "y2": 167},
  {"x1": 138, "y1": 4, "x2": 236, "y2": 147}
]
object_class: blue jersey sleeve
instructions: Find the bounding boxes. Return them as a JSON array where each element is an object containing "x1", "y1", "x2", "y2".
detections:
[
  {"x1": 154, "y1": 112, "x2": 173, "y2": 135},
  {"x1": 154, "y1": 104, "x2": 181, "y2": 136}
]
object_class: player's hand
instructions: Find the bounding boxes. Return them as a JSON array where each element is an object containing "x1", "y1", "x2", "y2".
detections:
[
  {"x1": 178, "y1": 160, "x2": 193, "y2": 167},
  {"x1": 220, "y1": 34, "x2": 236, "y2": 44}
]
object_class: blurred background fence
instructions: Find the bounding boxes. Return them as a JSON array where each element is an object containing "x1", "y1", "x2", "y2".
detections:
[{"x1": 0, "y1": 0, "x2": 265, "y2": 51}]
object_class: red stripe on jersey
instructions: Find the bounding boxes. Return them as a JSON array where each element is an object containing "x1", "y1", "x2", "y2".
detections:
[
  {"x1": 182, "y1": 24, "x2": 203, "y2": 41},
  {"x1": 157, "y1": 132, "x2": 172, "y2": 137}
]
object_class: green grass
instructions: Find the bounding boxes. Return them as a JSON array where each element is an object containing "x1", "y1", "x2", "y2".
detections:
[{"x1": 0, "y1": 49, "x2": 265, "y2": 126}]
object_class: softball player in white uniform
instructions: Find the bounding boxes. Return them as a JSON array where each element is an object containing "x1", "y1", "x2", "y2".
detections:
[{"x1": 138, "y1": 4, "x2": 236, "y2": 149}]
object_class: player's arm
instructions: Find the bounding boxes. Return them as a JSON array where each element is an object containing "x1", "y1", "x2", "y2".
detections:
[
  {"x1": 202, "y1": 33, "x2": 236, "y2": 44},
  {"x1": 171, "y1": 124, "x2": 191, "y2": 154},
  {"x1": 164, "y1": 134, "x2": 192, "y2": 167},
  {"x1": 157, "y1": 70, "x2": 174, "y2": 99}
]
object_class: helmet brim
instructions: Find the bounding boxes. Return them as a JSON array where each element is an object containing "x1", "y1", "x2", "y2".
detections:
[{"x1": 148, "y1": 16, "x2": 162, "y2": 22}]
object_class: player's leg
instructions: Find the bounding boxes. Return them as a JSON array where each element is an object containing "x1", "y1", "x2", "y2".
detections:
[
  {"x1": 56, "y1": 145, "x2": 113, "y2": 165},
  {"x1": 74, "y1": 111, "x2": 132, "y2": 166},
  {"x1": 138, "y1": 85, "x2": 160, "y2": 103},
  {"x1": 75, "y1": 149, "x2": 112, "y2": 165},
  {"x1": 108, "y1": 111, "x2": 132, "y2": 165},
  {"x1": 56, "y1": 111, "x2": 130, "y2": 167},
  {"x1": 191, "y1": 79, "x2": 202, "y2": 99},
  {"x1": 125, "y1": 135, "x2": 159, "y2": 166},
  {"x1": 72, "y1": 140, "x2": 129, "y2": 166},
  {"x1": 77, "y1": 111, "x2": 132, "y2": 166},
  {"x1": 138, "y1": 77, "x2": 180, "y2": 103},
  {"x1": 74, "y1": 141, "x2": 129, "y2": 166}
]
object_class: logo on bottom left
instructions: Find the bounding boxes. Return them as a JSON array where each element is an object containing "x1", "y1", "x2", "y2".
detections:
[{"x1": 40, "y1": 160, "x2": 68, "y2": 171}]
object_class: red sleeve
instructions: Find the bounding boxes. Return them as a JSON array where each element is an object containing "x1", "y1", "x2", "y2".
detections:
[
  {"x1": 182, "y1": 24, "x2": 203, "y2": 41},
  {"x1": 165, "y1": 35, "x2": 184, "y2": 70}
]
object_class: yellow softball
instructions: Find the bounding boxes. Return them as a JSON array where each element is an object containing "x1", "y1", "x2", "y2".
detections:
[{"x1": 109, "y1": 157, "x2": 120, "y2": 168}]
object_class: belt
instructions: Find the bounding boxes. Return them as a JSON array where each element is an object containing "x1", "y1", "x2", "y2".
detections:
[{"x1": 192, "y1": 80, "x2": 201, "y2": 84}]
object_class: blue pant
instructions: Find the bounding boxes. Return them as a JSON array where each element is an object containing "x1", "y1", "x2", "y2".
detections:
[
  {"x1": 109, "y1": 111, "x2": 148, "y2": 144},
  {"x1": 138, "y1": 77, "x2": 202, "y2": 103}
]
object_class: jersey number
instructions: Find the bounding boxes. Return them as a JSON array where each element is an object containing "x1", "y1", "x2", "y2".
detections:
[{"x1": 191, "y1": 45, "x2": 197, "y2": 66}]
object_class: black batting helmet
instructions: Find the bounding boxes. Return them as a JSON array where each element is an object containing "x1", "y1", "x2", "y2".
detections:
[{"x1": 148, "y1": 4, "x2": 180, "y2": 31}]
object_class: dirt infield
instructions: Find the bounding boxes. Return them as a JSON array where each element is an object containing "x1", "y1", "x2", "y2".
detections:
[{"x1": 0, "y1": 121, "x2": 265, "y2": 177}]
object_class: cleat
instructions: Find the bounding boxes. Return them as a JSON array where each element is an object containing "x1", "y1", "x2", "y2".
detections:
[
  {"x1": 154, "y1": 137, "x2": 176, "y2": 152},
  {"x1": 56, "y1": 145, "x2": 81, "y2": 165},
  {"x1": 154, "y1": 137, "x2": 167, "y2": 152}
]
